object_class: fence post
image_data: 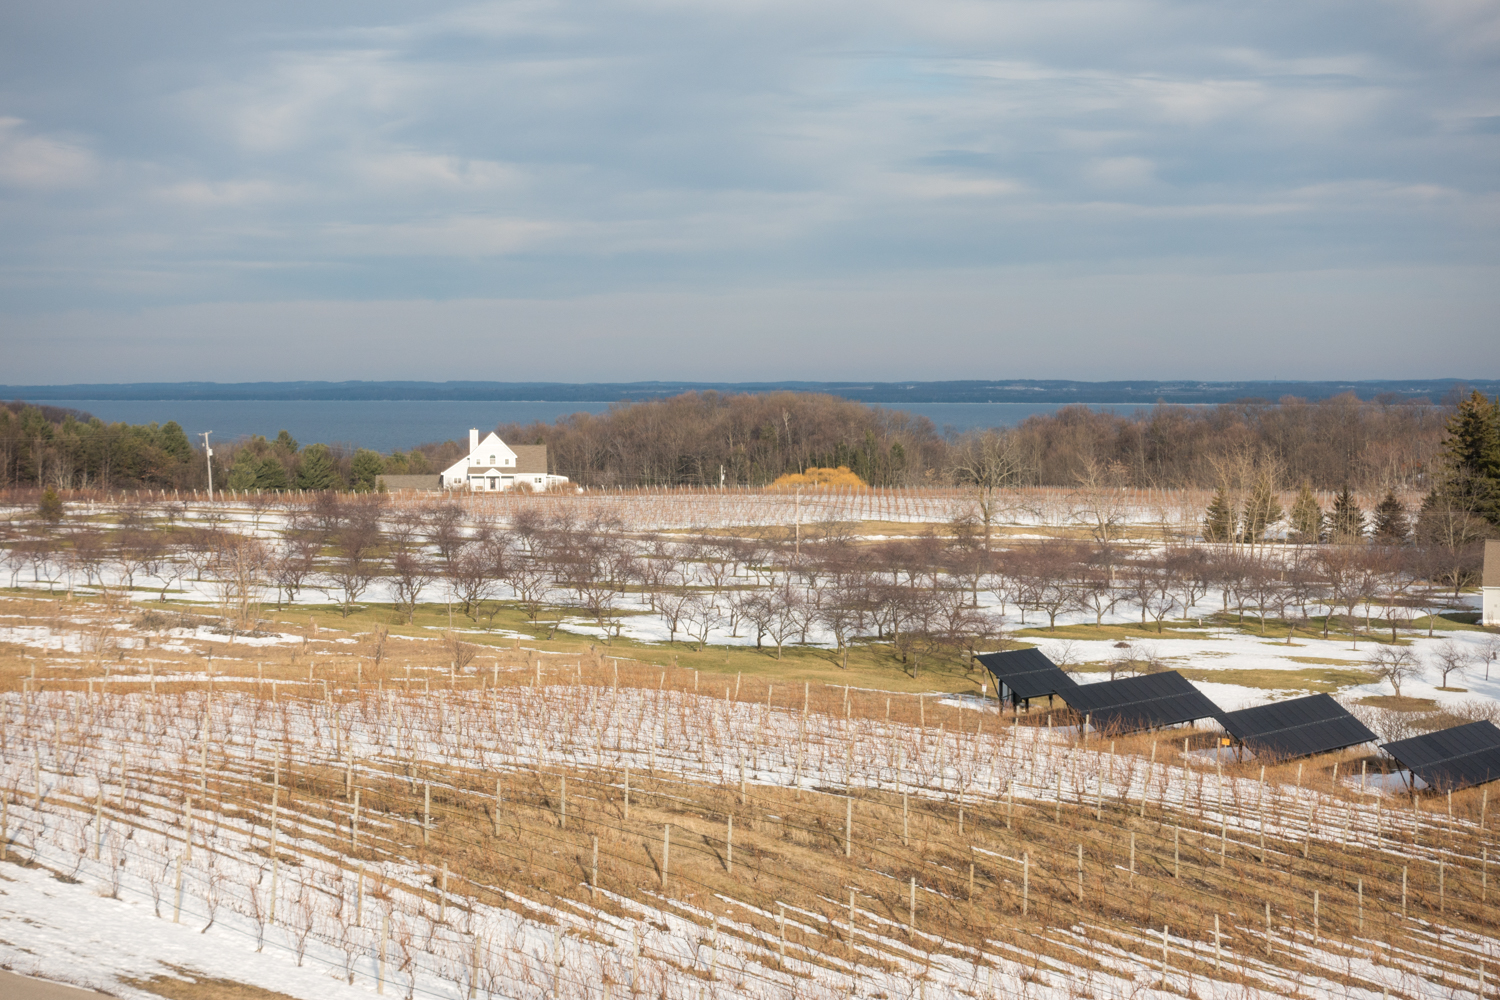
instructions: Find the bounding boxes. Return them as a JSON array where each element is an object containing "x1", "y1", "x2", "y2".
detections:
[
  {"x1": 424, "y1": 782, "x2": 431, "y2": 846},
  {"x1": 662, "y1": 825, "x2": 670, "y2": 889},
  {"x1": 1022, "y1": 855, "x2": 1029, "y2": 916},
  {"x1": 592, "y1": 835, "x2": 599, "y2": 893},
  {"x1": 172, "y1": 855, "x2": 183, "y2": 923},
  {"x1": 845, "y1": 796, "x2": 852, "y2": 857},
  {"x1": 727, "y1": 815, "x2": 733, "y2": 873},
  {"x1": 910, "y1": 875, "x2": 917, "y2": 930}
]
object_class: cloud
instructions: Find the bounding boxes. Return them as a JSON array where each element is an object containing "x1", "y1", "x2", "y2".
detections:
[
  {"x1": 0, "y1": 118, "x2": 98, "y2": 189},
  {"x1": 0, "y1": 0, "x2": 1496, "y2": 376}
]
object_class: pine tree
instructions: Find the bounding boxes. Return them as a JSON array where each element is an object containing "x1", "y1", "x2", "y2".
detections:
[
  {"x1": 1329, "y1": 486, "x2": 1365, "y2": 542},
  {"x1": 295, "y1": 444, "x2": 342, "y2": 491},
  {"x1": 225, "y1": 449, "x2": 260, "y2": 491},
  {"x1": 37, "y1": 487, "x2": 63, "y2": 523},
  {"x1": 255, "y1": 458, "x2": 290, "y2": 491},
  {"x1": 1432, "y1": 389, "x2": 1500, "y2": 528},
  {"x1": 1241, "y1": 474, "x2": 1284, "y2": 543},
  {"x1": 1289, "y1": 481, "x2": 1323, "y2": 543},
  {"x1": 1372, "y1": 490, "x2": 1409, "y2": 544},
  {"x1": 349, "y1": 449, "x2": 386, "y2": 493},
  {"x1": 1203, "y1": 487, "x2": 1235, "y2": 542}
]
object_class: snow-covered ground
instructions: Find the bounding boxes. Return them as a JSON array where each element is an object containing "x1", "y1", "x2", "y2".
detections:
[{"x1": 2, "y1": 674, "x2": 1497, "y2": 999}]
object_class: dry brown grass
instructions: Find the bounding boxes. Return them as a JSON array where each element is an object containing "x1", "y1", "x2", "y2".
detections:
[{"x1": 4, "y1": 590, "x2": 1499, "y2": 998}]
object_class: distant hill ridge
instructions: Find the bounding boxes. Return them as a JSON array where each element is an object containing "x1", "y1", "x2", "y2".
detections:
[{"x1": 4, "y1": 379, "x2": 1495, "y2": 405}]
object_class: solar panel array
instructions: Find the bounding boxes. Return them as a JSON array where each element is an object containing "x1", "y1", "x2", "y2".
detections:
[
  {"x1": 1381, "y1": 721, "x2": 1500, "y2": 792},
  {"x1": 1059, "y1": 671, "x2": 1223, "y2": 734},
  {"x1": 979, "y1": 647, "x2": 1497, "y2": 784},
  {"x1": 976, "y1": 648, "x2": 1078, "y2": 703},
  {"x1": 1217, "y1": 693, "x2": 1377, "y2": 760}
]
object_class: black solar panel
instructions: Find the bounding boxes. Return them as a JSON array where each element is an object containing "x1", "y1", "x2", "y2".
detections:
[
  {"x1": 976, "y1": 648, "x2": 1078, "y2": 701},
  {"x1": 1382, "y1": 721, "x2": 1500, "y2": 792},
  {"x1": 1059, "y1": 671, "x2": 1221, "y2": 734},
  {"x1": 1218, "y1": 693, "x2": 1376, "y2": 760}
]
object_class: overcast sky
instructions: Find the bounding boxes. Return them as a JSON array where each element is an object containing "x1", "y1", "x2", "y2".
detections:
[{"x1": 2, "y1": 0, "x2": 1497, "y2": 383}]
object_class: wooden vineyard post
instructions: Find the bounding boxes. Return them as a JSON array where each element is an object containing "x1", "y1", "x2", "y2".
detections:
[
  {"x1": 352, "y1": 790, "x2": 360, "y2": 848},
  {"x1": 727, "y1": 815, "x2": 733, "y2": 874},
  {"x1": 662, "y1": 825, "x2": 670, "y2": 889},
  {"x1": 739, "y1": 751, "x2": 746, "y2": 806},
  {"x1": 560, "y1": 775, "x2": 567, "y2": 829},
  {"x1": 624, "y1": 766, "x2": 630, "y2": 820},
  {"x1": 845, "y1": 796, "x2": 853, "y2": 858},
  {"x1": 1129, "y1": 832, "x2": 1136, "y2": 886},
  {"x1": 1313, "y1": 890, "x2": 1320, "y2": 945},
  {"x1": 1213, "y1": 914, "x2": 1221, "y2": 972},
  {"x1": 1, "y1": 795, "x2": 7, "y2": 860},
  {"x1": 1160, "y1": 925, "x2": 1169, "y2": 989},
  {"x1": 849, "y1": 888, "x2": 856, "y2": 943},
  {"x1": 1439, "y1": 858, "x2": 1445, "y2": 914},
  {"x1": 1076, "y1": 844, "x2": 1084, "y2": 900},
  {"x1": 903, "y1": 790, "x2": 909, "y2": 846},
  {"x1": 1174, "y1": 825, "x2": 1180, "y2": 878},
  {"x1": 1484, "y1": 849, "x2": 1489, "y2": 904},
  {"x1": 172, "y1": 855, "x2": 183, "y2": 923},
  {"x1": 909, "y1": 876, "x2": 917, "y2": 931},
  {"x1": 778, "y1": 903, "x2": 786, "y2": 967},
  {"x1": 439, "y1": 862, "x2": 448, "y2": 923},
  {"x1": 592, "y1": 835, "x2": 599, "y2": 894},
  {"x1": 493, "y1": 780, "x2": 502, "y2": 836},
  {"x1": 1022, "y1": 854, "x2": 1029, "y2": 916},
  {"x1": 1265, "y1": 901, "x2": 1272, "y2": 955},
  {"x1": 469, "y1": 934, "x2": 481, "y2": 1000},
  {"x1": 378, "y1": 913, "x2": 388, "y2": 994},
  {"x1": 1402, "y1": 867, "x2": 1408, "y2": 918},
  {"x1": 424, "y1": 782, "x2": 431, "y2": 846},
  {"x1": 1358, "y1": 878, "x2": 1364, "y2": 932}
]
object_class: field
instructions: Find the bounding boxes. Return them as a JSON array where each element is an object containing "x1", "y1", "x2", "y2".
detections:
[
  {"x1": 3, "y1": 591, "x2": 1500, "y2": 1000},
  {"x1": 1, "y1": 487, "x2": 1498, "y2": 998}
]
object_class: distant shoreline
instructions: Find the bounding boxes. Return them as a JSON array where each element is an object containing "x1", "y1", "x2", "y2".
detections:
[{"x1": 2, "y1": 378, "x2": 1489, "y2": 406}]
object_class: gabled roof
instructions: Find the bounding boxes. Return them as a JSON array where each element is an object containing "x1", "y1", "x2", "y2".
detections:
[
  {"x1": 976, "y1": 648, "x2": 1077, "y2": 701},
  {"x1": 512, "y1": 445, "x2": 548, "y2": 475},
  {"x1": 1382, "y1": 720, "x2": 1500, "y2": 791},
  {"x1": 1218, "y1": 693, "x2": 1376, "y2": 760},
  {"x1": 1059, "y1": 671, "x2": 1222, "y2": 734}
]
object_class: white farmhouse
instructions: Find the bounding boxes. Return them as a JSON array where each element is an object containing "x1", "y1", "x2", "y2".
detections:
[
  {"x1": 1484, "y1": 539, "x2": 1500, "y2": 627},
  {"x1": 439, "y1": 429, "x2": 569, "y2": 492}
]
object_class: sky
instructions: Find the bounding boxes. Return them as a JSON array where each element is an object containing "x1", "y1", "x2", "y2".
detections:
[{"x1": 1, "y1": 0, "x2": 1498, "y2": 383}]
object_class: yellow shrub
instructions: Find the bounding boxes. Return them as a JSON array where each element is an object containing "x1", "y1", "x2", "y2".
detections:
[{"x1": 771, "y1": 465, "x2": 866, "y2": 488}]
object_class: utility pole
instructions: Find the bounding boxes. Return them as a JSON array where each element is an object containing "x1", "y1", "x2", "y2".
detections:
[{"x1": 200, "y1": 431, "x2": 214, "y2": 501}]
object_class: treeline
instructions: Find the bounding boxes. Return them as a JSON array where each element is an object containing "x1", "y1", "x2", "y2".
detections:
[
  {"x1": 491, "y1": 390, "x2": 1455, "y2": 491},
  {"x1": 0, "y1": 401, "x2": 198, "y2": 490},
  {"x1": 493, "y1": 391, "x2": 941, "y2": 488},
  {"x1": 2, "y1": 388, "x2": 1485, "y2": 496}
]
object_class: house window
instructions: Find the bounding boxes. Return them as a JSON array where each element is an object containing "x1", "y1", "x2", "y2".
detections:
[{"x1": 489, "y1": 455, "x2": 496, "y2": 464}]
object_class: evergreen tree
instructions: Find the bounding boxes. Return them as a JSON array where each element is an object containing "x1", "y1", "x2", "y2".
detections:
[
  {"x1": 1329, "y1": 486, "x2": 1365, "y2": 542},
  {"x1": 1289, "y1": 481, "x2": 1323, "y2": 543},
  {"x1": 1430, "y1": 389, "x2": 1500, "y2": 528},
  {"x1": 295, "y1": 444, "x2": 342, "y2": 491},
  {"x1": 37, "y1": 486, "x2": 63, "y2": 523},
  {"x1": 1241, "y1": 474, "x2": 1284, "y2": 543},
  {"x1": 349, "y1": 449, "x2": 385, "y2": 492},
  {"x1": 1203, "y1": 487, "x2": 1235, "y2": 542},
  {"x1": 273, "y1": 429, "x2": 300, "y2": 455},
  {"x1": 225, "y1": 449, "x2": 260, "y2": 491},
  {"x1": 1372, "y1": 490, "x2": 1410, "y2": 544},
  {"x1": 255, "y1": 457, "x2": 290, "y2": 490}
]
